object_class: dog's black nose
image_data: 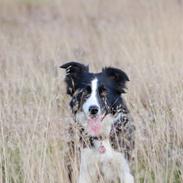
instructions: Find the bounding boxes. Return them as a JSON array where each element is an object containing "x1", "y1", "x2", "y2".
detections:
[{"x1": 89, "y1": 105, "x2": 99, "y2": 115}]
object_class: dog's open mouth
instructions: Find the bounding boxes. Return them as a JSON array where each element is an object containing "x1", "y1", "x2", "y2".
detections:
[{"x1": 87, "y1": 114, "x2": 106, "y2": 136}]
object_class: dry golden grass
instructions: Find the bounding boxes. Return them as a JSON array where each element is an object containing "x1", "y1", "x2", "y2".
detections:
[{"x1": 0, "y1": 0, "x2": 183, "y2": 182}]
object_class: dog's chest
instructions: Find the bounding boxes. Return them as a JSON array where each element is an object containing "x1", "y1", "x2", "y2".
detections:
[{"x1": 82, "y1": 140, "x2": 122, "y2": 181}]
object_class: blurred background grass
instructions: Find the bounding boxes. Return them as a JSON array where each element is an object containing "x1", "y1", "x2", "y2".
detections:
[{"x1": 0, "y1": 0, "x2": 183, "y2": 182}]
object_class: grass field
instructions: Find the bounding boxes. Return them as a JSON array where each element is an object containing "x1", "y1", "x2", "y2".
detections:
[{"x1": 0, "y1": 0, "x2": 183, "y2": 182}]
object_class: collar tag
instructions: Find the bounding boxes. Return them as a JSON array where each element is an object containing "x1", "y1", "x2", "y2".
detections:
[{"x1": 98, "y1": 143, "x2": 106, "y2": 154}]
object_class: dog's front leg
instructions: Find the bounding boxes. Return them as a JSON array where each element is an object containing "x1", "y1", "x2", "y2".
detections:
[
  {"x1": 78, "y1": 164, "x2": 90, "y2": 183},
  {"x1": 122, "y1": 171, "x2": 134, "y2": 183},
  {"x1": 78, "y1": 148, "x2": 97, "y2": 183},
  {"x1": 78, "y1": 162, "x2": 91, "y2": 183},
  {"x1": 118, "y1": 154, "x2": 134, "y2": 183}
]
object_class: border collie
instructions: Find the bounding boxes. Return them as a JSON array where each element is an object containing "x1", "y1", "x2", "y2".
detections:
[{"x1": 60, "y1": 62, "x2": 135, "y2": 183}]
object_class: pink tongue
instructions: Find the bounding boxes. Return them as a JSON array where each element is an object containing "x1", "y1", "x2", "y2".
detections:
[{"x1": 88, "y1": 117, "x2": 102, "y2": 136}]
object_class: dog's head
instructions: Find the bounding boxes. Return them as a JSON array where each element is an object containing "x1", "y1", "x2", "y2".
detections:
[{"x1": 60, "y1": 62, "x2": 129, "y2": 135}]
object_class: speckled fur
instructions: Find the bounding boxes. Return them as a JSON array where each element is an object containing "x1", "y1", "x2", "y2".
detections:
[{"x1": 60, "y1": 62, "x2": 135, "y2": 183}]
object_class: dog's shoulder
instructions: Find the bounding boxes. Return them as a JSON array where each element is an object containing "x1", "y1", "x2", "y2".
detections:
[{"x1": 110, "y1": 103, "x2": 135, "y2": 161}]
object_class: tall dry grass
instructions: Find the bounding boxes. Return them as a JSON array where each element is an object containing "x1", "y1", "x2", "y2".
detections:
[{"x1": 0, "y1": 0, "x2": 183, "y2": 182}]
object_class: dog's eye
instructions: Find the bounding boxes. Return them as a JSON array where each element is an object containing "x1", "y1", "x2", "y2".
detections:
[
  {"x1": 85, "y1": 86, "x2": 91, "y2": 94},
  {"x1": 99, "y1": 86, "x2": 107, "y2": 97}
]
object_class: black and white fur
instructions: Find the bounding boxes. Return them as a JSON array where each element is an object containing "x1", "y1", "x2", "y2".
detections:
[{"x1": 60, "y1": 62, "x2": 135, "y2": 183}]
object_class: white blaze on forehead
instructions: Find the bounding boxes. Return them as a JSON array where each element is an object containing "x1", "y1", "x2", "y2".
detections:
[
  {"x1": 83, "y1": 78, "x2": 100, "y2": 114},
  {"x1": 91, "y1": 78, "x2": 98, "y2": 97}
]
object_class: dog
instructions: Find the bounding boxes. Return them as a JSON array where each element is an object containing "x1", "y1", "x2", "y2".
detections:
[{"x1": 60, "y1": 62, "x2": 135, "y2": 183}]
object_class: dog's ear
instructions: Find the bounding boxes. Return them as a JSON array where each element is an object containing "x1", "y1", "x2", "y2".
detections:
[
  {"x1": 60, "y1": 62, "x2": 89, "y2": 96},
  {"x1": 103, "y1": 67, "x2": 129, "y2": 94}
]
